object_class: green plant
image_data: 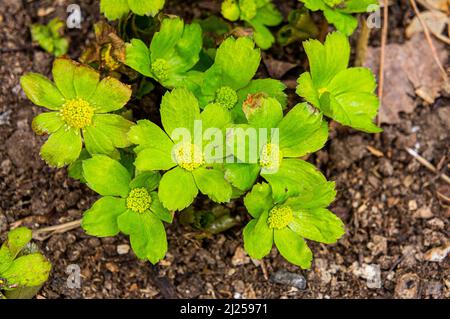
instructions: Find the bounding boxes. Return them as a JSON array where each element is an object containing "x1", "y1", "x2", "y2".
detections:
[
  {"x1": 187, "y1": 36, "x2": 287, "y2": 122},
  {"x1": 81, "y1": 155, "x2": 171, "y2": 263},
  {"x1": 19, "y1": 1, "x2": 383, "y2": 270},
  {"x1": 299, "y1": 0, "x2": 379, "y2": 35},
  {"x1": 297, "y1": 32, "x2": 381, "y2": 133},
  {"x1": 125, "y1": 17, "x2": 202, "y2": 88},
  {"x1": 128, "y1": 88, "x2": 233, "y2": 211},
  {"x1": 0, "y1": 228, "x2": 51, "y2": 299},
  {"x1": 20, "y1": 58, "x2": 133, "y2": 167},
  {"x1": 30, "y1": 18, "x2": 68, "y2": 57},
  {"x1": 243, "y1": 182, "x2": 343, "y2": 267},
  {"x1": 100, "y1": 0, "x2": 165, "y2": 20},
  {"x1": 221, "y1": 0, "x2": 283, "y2": 49}
]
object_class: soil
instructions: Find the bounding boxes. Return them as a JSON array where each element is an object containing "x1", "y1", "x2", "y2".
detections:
[{"x1": 0, "y1": 0, "x2": 448, "y2": 299}]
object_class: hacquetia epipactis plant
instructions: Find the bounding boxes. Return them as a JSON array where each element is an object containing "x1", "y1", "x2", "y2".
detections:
[{"x1": 18, "y1": 0, "x2": 381, "y2": 269}]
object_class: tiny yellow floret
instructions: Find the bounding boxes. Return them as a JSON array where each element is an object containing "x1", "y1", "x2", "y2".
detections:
[
  {"x1": 173, "y1": 142, "x2": 204, "y2": 171},
  {"x1": 268, "y1": 206, "x2": 294, "y2": 229},
  {"x1": 215, "y1": 86, "x2": 238, "y2": 110},
  {"x1": 151, "y1": 58, "x2": 170, "y2": 82},
  {"x1": 259, "y1": 143, "x2": 282, "y2": 172},
  {"x1": 60, "y1": 98, "x2": 94, "y2": 129},
  {"x1": 126, "y1": 187, "x2": 152, "y2": 213}
]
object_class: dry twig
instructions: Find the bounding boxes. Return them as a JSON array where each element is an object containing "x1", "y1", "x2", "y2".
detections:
[
  {"x1": 405, "y1": 147, "x2": 450, "y2": 185},
  {"x1": 32, "y1": 219, "x2": 82, "y2": 241},
  {"x1": 377, "y1": 0, "x2": 389, "y2": 127}
]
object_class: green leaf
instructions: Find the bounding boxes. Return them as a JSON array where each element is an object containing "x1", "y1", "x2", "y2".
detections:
[
  {"x1": 31, "y1": 112, "x2": 64, "y2": 136},
  {"x1": 224, "y1": 163, "x2": 260, "y2": 191},
  {"x1": 128, "y1": 0, "x2": 165, "y2": 16},
  {"x1": 73, "y1": 64, "x2": 100, "y2": 100},
  {"x1": 20, "y1": 73, "x2": 65, "y2": 110},
  {"x1": 323, "y1": 6, "x2": 358, "y2": 35},
  {"x1": 262, "y1": 158, "x2": 329, "y2": 203},
  {"x1": 82, "y1": 155, "x2": 131, "y2": 197},
  {"x1": 200, "y1": 103, "x2": 232, "y2": 130},
  {"x1": 88, "y1": 77, "x2": 132, "y2": 113},
  {"x1": 243, "y1": 210, "x2": 273, "y2": 259},
  {"x1": 30, "y1": 18, "x2": 68, "y2": 57},
  {"x1": 40, "y1": 127, "x2": 82, "y2": 167},
  {"x1": 214, "y1": 37, "x2": 260, "y2": 90},
  {"x1": 83, "y1": 125, "x2": 117, "y2": 157},
  {"x1": 340, "y1": 0, "x2": 380, "y2": 13},
  {"x1": 118, "y1": 210, "x2": 167, "y2": 264},
  {"x1": 278, "y1": 103, "x2": 328, "y2": 157},
  {"x1": 149, "y1": 192, "x2": 173, "y2": 223},
  {"x1": 125, "y1": 39, "x2": 153, "y2": 77},
  {"x1": 6, "y1": 227, "x2": 32, "y2": 258},
  {"x1": 150, "y1": 17, "x2": 184, "y2": 60},
  {"x1": 284, "y1": 180, "x2": 336, "y2": 209},
  {"x1": 248, "y1": 20, "x2": 275, "y2": 50},
  {"x1": 92, "y1": 114, "x2": 133, "y2": 149},
  {"x1": 68, "y1": 149, "x2": 90, "y2": 182},
  {"x1": 274, "y1": 227, "x2": 312, "y2": 268},
  {"x1": 303, "y1": 31, "x2": 350, "y2": 89},
  {"x1": 243, "y1": 182, "x2": 273, "y2": 218},
  {"x1": 192, "y1": 167, "x2": 232, "y2": 203},
  {"x1": 289, "y1": 208, "x2": 345, "y2": 244},
  {"x1": 0, "y1": 245, "x2": 13, "y2": 274},
  {"x1": 134, "y1": 147, "x2": 177, "y2": 172},
  {"x1": 160, "y1": 88, "x2": 201, "y2": 138},
  {"x1": 129, "y1": 172, "x2": 161, "y2": 192},
  {"x1": 296, "y1": 72, "x2": 320, "y2": 107},
  {"x1": 100, "y1": 0, "x2": 130, "y2": 20},
  {"x1": 82, "y1": 197, "x2": 126, "y2": 237},
  {"x1": 237, "y1": 79, "x2": 287, "y2": 110},
  {"x1": 52, "y1": 58, "x2": 77, "y2": 99},
  {"x1": 158, "y1": 167, "x2": 198, "y2": 211},
  {"x1": 2, "y1": 254, "x2": 51, "y2": 287},
  {"x1": 245, "y1": 97, "x2": 283, "y2": 129},
  {"x1": 255, "y1": 1, "x2": 283, "y2": 26}
]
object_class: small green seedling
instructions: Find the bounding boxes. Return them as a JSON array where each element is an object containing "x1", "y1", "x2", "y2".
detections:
[
  {"x1": 100, "y1": 0, "x2": 165, "y2": 20},
  {"x1": 299, "y1": 0, "x2": 379, "y2": 35},
  {"x1": 296, "y1": 32, "x2": 382, "y2": 133},
  {"x1": 277, "y1": 8, "x2": 319, "y2": 46},
  {"x1": 188, "y1": 36, "x2": 287, "y2": 122},
  {"x1": 221, "y1": 0, "x2": 283, "y2": 49},
  {"x1": 81, "y1": 155, "x2": 172, "y2": 264},
  {"x1": 20, "y1": 58, "x2": 133, "y2": 167},
  {"x1": 243, "y1": 182, "x2": 344, "y2": 268},
  {"x1": 30, "y1": 18, "x2": 69, "y2": 57},
  {"x1": 125, "y1": 17, "x2": 202, "y2": 88},
  {"x1": 128, "y1": 88, "x2": 233, "y2": 211},
  {"x1": 0, "y1": 227, "x2": 51, "y2": 299}
]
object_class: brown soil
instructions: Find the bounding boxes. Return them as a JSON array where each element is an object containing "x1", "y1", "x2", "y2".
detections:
[{"x1": 0, "y1": 0, "x2": 448, "y2": 299}]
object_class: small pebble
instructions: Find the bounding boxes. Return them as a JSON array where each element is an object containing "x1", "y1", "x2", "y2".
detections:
[
  {"x1": 270, "y1": 270, "x2": 307, "y2": 290},
  {"x1": 117, "y1": 244, "x2": 130, "y2": 255}
]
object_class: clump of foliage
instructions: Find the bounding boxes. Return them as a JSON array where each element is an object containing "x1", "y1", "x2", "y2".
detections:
[
  {"x1": 100, "y1": 0, "x2": 165, "y2": 20},
  {"x1": 19, "y1": 1, "x2": 382, "y2": 269},
  {"x1": 0, "y1": 228, "x2": 51, "y2": 299},
  {"x1": 299, "y1": 0, "x2": 380, "y2": 35},
  {"x1": 30, "y1": 18, "x2": 68, "y2": 57},
  {"x1": 221, "y1": 0, "x2": 283, "y2": 49}
]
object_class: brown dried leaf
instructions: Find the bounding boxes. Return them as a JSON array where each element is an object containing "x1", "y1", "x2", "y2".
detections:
[
  {"x1": 364, "y1": 34, "x2": 447, "y2": 124},
  {"x1": 406, "y1": 10, "x2": 448, "y2": 39}
]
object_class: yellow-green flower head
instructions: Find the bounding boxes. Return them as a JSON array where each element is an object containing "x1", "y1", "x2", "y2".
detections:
[
  {"x1": 267, "y1": 205, "x2": 294, "y2": 229},
  {"x1": 323, "y1": 0, "x2": 345, "y2": 7},
  {"x1": 173, "y1": 142, "x2": 204, "y2": 171},
  {"x1": 239, "y1": 0, "x2": 257, "y2": 20},
  {"x1": 151, "y1": 58, "x2": 170, "y2": 82},
  {"x1": 215, "y1": 86, "x2": 238, "y2": 110},
  {"x1": 60, "y1": 98, "x2": 95, "y2": 129},
  {"x1": 222, "y1": 0, "x2": 240, "y2": 21},
  {"x1": 259, "y1": 143, "x2": 282, "y2": 172},
  {"x1": 126, "y1": 187, "x2": 152, "y2": 213}
]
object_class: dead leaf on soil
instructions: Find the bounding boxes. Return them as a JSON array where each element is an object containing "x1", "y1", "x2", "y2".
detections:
[
  {"x1": 417, "y1": 0, "x2": 449, "y2": 12},
  {"x1": 406, "y1": 10, "x2": 449, "y2": 39},
  {"x1": 364, "y1": 33, "x2": 448, "y2": 124},
  {"x1": 263, "y1": 55, "x2": 298, "y2": 79}
]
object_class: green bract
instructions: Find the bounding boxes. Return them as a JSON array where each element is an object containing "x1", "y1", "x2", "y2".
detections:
[
  {"x1": 296, "y1": 32, "x2": 382, "y2": 133},
  {"x1": 0, "y1": 227, "x2": 51, "y2": 299},
  {"x1": 221, "y1": 0, "x2": 283, "y2": 49},
  {"x1": 225, "y1": 97, "x2": 329, "y2": 202},
  {"x1": 125, "y1": 17, "x2": 202, "y2": 88},
  {"x1": 30, "y1": 18, "x2": 68, "y2": 57},
  {"x1": 81, "y1": 155, "x2": 172, "y2": 264},
  {"x1": 300, "y1": 0, "x2": 379, "y2": 35},
  {"x1": 20, "y1": 58, "x2": 133, "y2": 167},
  {"x1": 100, "y1": 0, "x2": 165, "y2": 20},
  {"x1": 189, "y1": 36, "x2": 287, "y2": 122},
  {"x1": 243, "y1": 182, "x2": 344, "y2": 268},
  {"x1": 128, "y1": 88, "x2": 233, "y2": 211}
]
